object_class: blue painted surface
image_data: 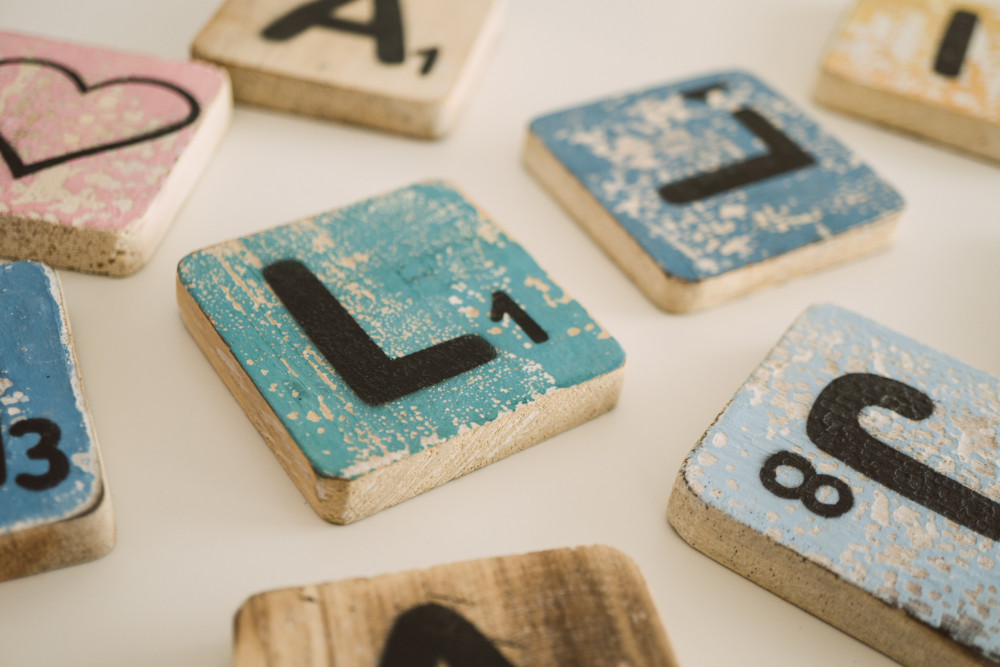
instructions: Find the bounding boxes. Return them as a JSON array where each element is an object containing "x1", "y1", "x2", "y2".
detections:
[
  {"x1": 683, "y1": 304, "x2": 1000, "y2": 659},
  {"x1": 530, "y1": 71, "x2": 904, "y2": 282},
  {"x1": 178, "y1": 181, "x2": 626, "y2": 480},
  {"x1": 0, "y1": 261, "x2": 99, "y2": 533}
]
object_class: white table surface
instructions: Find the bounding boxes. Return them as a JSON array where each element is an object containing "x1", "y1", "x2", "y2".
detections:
[{"x1": 0, "y1": 1, "x2": 997, "y2": 665}]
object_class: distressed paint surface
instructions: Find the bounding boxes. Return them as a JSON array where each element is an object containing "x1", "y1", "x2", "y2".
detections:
[
  {"x1": 683, "y1": 304, "x2": 1000, "y2": 658},
  {"x1": 823, "y1": 0, "x2": 1000, "y2": 124},
  {"x1": 530, "y1": 71, "x2": 904, "y2": 282},
  {"x1": 178, "y1": 182, "x2": 625, "y2": 480},
  {"x1": 0, "y1": 31, "x2": 224, "y2": 231},
  {"x1": 0, "y1": 261, "x2": 100, "y2": 533}
]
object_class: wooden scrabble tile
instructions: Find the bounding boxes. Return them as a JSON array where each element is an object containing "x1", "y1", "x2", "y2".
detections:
[
  {"x1": 0, "y1": 32, "x2": 231, "y2": 276},
  {"x1": 525, "y1": 71, "x2": 905, "y2": 313},
  {"x1": 233, "y1": 545, "x2": 677, "y2": 666},
  {"x1": 191, "y1": 0, "x2": 503, "y2": 138},
  {"x1": 0, "y1": 261, "x2": 114, "y2": 582},
  {"x1": 669, "y1": 304, "x2": 1000, "y2": 666},
  {"x1": 815, "y1": 0, "x2": 1000, "y2": 163},
  {"x1": 177, "y1": 181, "x2": 625, "y2": 524}
]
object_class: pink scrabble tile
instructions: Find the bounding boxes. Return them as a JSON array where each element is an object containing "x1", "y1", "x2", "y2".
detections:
[{"x1": 0, "y1": 32, "x2": 231, "y2": 275}]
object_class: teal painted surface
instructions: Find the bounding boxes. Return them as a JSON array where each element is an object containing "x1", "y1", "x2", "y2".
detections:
[
  {"x1": 531, "y1": 71, "x2": 904, "y2": 282},
  {"x1": 683, "y1": 304, "x2": 1000, "y2": 659},
  {"x1": 179, "y1": 182, "x2": 625, "y2": 480},
  {"x1": 0, "y1": 261, "x2": 100, "y2": 534}
]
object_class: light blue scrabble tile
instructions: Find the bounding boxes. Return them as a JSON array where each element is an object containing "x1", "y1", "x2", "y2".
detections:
[
  {"x1": 529, "y1": 71, "x2": 904, "y2": 310},
  {"x1": 0, "y1": 261, "x2": 105, "y2": 537},
  {"x1": 672, "y1": 304, "x2": 1000, "y2": 663},
  {"x1": 178, "y1": 181, "x2": 626, "y2": 522}
]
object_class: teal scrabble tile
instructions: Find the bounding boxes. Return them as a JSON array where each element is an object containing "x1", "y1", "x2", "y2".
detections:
[
  {"x1": 669, "y1": 304, "x2": 1000, "y2": 666},
  {"x1": 233, "y1": 546, "x2": 678, "y2": 666},
  {"x1": 0, "y1": 261, "x2": 114, "y2": 582},
  {"x1": 177, "y1": 181, "x2": 625, "y2": 523},
  {"x1": 525, "y1": 71, "x2": 905, "y2": 313}
]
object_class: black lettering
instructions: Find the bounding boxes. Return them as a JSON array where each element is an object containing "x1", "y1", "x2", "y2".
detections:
[
  {"x1": 807, "y1": 373, "x2": 1000, "y2": 541},
  {"x1": 489, "y1": 291, "x2": 548, "y2": 344},
  {"x1": 659, "y1": 84, "x2": 815, "y2": 205},
  {"x1": 417, "y1": 47, "x2": 439, "y2": 75},
  {"x1": 934, "y1": 10, "x2": 978, "y2": 77},
  {"x1": 0, "y1": 59, "x2": 200, "y2": 179},
  {"x1": 263, "y1": 259, "x2": 497, "y2": 406},
  {"x1": 262, "y1": 0, "x2": 405, "y2": 65},
  {"x1": 378, "y1": 603, "x2": 514, "y2": 667},
  {"x1": 760, "y1": 450, "x2": 853, "y2": 518},
  {"x1": 11, "y1": 418, "x2": 68, "y2": 491}
]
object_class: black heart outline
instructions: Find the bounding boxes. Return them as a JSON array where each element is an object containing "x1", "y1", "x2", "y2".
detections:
[{"x1": 0, "y1": 58, "x2": 201, "y2": 179}]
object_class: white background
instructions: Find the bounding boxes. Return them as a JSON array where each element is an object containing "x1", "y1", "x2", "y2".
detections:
[{"x1": 1, "y1": 0, "x2": 998, "y2": 665}]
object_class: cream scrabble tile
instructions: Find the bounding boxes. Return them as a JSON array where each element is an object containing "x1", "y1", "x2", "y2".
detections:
[
  {"x1": 526, "y1": 71, "x2": 905, "y2": 313},
  {"x1": 0, "y1": 32, "x2": 231, "y2": 276},
  {"x1": 234, "y1": 545, "x2": 678, "y2": 667},
  {"x1": 177, "y1": 181, "x2": 625, "y2": 524},
  {"x1": 815, "y1": 0, "x2": 1000, "y2": 163},
  {"x1": 669, "y1": 304, "x2": 1000, "y2": 666},
  {"x1": 0, "y1": 261, "x2": 114, "y2": 582},
  {"x1": 191, "y1": 0, "x2": 503, "y2": 138}
]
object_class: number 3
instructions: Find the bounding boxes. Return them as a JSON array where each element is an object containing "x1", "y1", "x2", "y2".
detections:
[{"x1": 0, "y1": 418, "x2": 68, "y2": 491}]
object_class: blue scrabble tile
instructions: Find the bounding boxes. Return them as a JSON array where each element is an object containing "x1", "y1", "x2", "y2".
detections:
[
  {"x1": 669, "y1": 304, "x2": 1000, "y2": 665},
  {"x1": 526, "y1": 71, "x2": 905, "y2": 312},
  {"x1": 0, "y1": 261, "x2": 114, "y2": 581},
  {"x1": 177, "y1": 181, "x2": 626, "y2": 524}
]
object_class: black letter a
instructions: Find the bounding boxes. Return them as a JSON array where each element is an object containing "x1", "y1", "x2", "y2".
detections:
[{"x1": 262, "y1": 0, "x2": 405, "y2": 65}]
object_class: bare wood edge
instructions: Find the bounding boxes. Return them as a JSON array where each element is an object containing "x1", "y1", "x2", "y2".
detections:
[
  {"x1": 813, "y1": 68, "x2": 1000, "y2": 165},
  {"x1": 191, "y1": 1, "x2": 503, "y2": 139},
  {"x1": 177, "y1": 274, "x2": 625, "y2": 525},
  {"x1": 666, "y1": 466, "x2": 995, "y2": 667},
  {"x1": 0, "y1": 68, "x2": 232, "y2": 276},
  {"x1": 232, "y1": 544, "x2": 678, "y2": 667},
  {"x1": 0, "y1": 264, "x2": 115, "y2": 582},
  {"x1": 523, "y1": 129, "x2": 902, "y2": 314}
]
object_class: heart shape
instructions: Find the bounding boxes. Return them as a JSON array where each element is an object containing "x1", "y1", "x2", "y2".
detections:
[{"x1": 0, "y1": 58, "x2": 201, "y2": 179}]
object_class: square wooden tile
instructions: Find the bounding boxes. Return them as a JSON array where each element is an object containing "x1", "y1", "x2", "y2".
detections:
[
  {"x1": 191, "y1": 0, "x2": 503, "y2": 137},
  {"x1": 525, "y1": 70, "x2": 905, "y2": 313},
  {"x1": 815, "y1": 0, "x2": 1000, "y2": 163},
  {"x1": 0, "y1": 261, "x2": 114, "y2": 582},
  {"x1": 669, "y1": 304, "x2": 1000, "y2": 666},
  {"x1": 0, "y1": 32, "x2": 231, "y2": 276},
  {"x1": 177, "y1": 181, "x2": 625, "y2": 524},
  {"x1": 234, "y1": 545, "x2": 677, "y2": 666}
]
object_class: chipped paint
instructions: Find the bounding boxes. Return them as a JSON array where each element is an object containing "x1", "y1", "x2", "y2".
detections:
[{"x1": 683, "y1": 304, "x2": 1000, "y2": 659}]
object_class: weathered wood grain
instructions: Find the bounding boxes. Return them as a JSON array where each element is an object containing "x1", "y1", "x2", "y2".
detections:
[
  {"x1": 0, "y1": 31, "x2": 231, "y2": 276},
  {"x1": 177, "y1": 181, "x2": 626, "y2": 523},
  {"x1": 669, "y1": 304, "x2": 1000, "y2": 666},
  {"x1": 815, "y1": 0, "x2": 1000, "y2": 163},
  {"x1": 0, "y1": 261, "x2": 114, "y2": 582},
  {"x1": 233, "y1": 545, "x2": 678, "y2": 667},
  {"x1": 525, "y1": 71, "x2": 905, "y2": 313},
  {"x1": 191, "y1": 0, "x2": 503, "y2": 138}
]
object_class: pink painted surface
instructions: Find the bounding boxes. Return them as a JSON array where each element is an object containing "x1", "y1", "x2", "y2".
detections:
[{"x1": 0, "y1": 32, "x2": 224, "y2": 232}]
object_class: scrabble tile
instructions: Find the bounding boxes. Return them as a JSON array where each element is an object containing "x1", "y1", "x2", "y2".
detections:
[
  {"x1": 0, "y1": 32, "x2": 231, "y2": 276},
  {"x1": 668, "y1": 304, "x2": 1000, "y2": 666},
  {"x1": 191, "y1": 0, "x2": 503, "y2": 138},
  {"x1": 0, "y1": 261, "x2": 114, "y2": 582},
  {"x1": 233, "y1": 545, "x2": 678, "y2": 666},
  {"x1": 525, "y1": 71, "x2": 905, "y2": 313},
  {"x1": 815, "y1": 0, "x2": 1000, "y2": 163},
  {"x1": 177, "y1": 181, "x2": 625, "y2": 524}
]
